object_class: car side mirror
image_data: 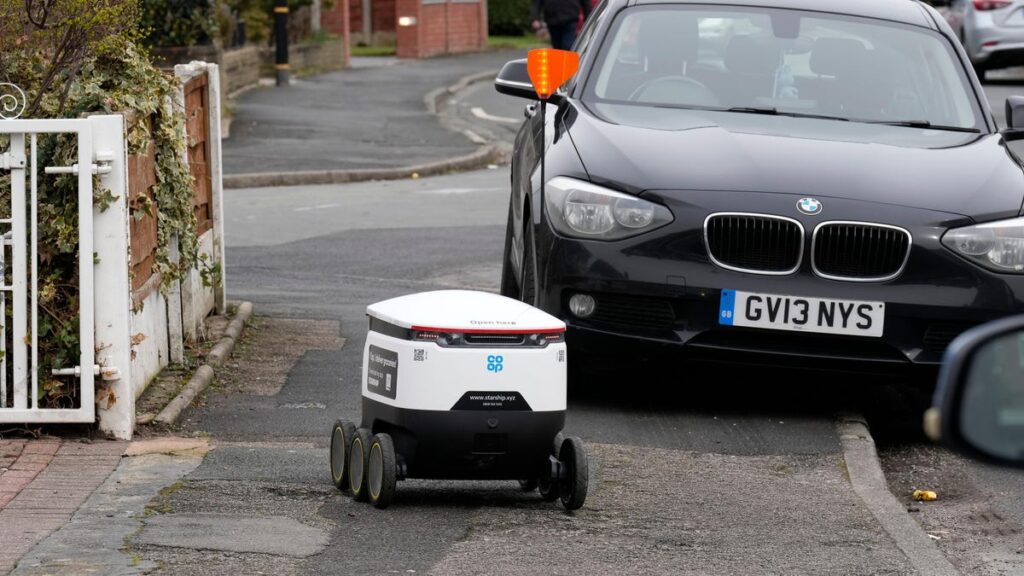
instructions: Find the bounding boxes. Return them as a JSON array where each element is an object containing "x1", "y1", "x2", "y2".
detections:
[
  {"x1": 495, "y1": 59, "x2": 537, "y2": 100},
  {"x1": 925, "y1": 316, "x2": 1024, "y2": 468},
  {"x1": 1005, "y1": 96, "x2": 1024, "y2": 130}
]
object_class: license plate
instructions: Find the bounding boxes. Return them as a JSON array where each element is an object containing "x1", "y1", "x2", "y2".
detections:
[{"x1": 719, "y1": 289, "x2": 884, "y2": 337}]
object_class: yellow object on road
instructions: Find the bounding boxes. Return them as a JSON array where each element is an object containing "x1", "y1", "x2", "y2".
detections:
[{"x1": 913, "y1": 489, "x2": 938, "y2": 502}]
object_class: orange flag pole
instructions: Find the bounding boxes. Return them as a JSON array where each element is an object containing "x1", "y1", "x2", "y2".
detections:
[{"x1": 526, "y1": 48, "x2": 580, "y2": 216}]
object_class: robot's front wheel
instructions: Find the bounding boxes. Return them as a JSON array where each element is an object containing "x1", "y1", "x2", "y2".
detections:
[
  {"x1": 368, "y1": 433, "x2": 398, "y2": 509},
  {"x1": 558, "y1": 436, "x2": 589, "y2": 511},
  {"x1": 329, "y1": 419, "x2": 356, "y2": 491},
  {"x1": 348, "y1": 428, "x2": 374, "y2": 501}
]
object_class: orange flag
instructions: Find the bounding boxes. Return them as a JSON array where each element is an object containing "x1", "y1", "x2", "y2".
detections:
[{"x1": 527, "y1": 49, "x2": 580, "y2": 100}]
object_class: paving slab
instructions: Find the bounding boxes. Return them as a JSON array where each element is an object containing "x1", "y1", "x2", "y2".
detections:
[{"x1": 135, "y1": 513, "x2": 329, "y2": 557}]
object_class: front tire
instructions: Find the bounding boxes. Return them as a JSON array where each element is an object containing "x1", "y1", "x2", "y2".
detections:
[
  {"x1": 558, "y1": 436, "x2": 589, "y2": 511},
  {"x1": 500, "y1": 200, "x2": 520, "y2": 299},
  {"x1": 368, "y1": 433, "x2": 397, "y2": 509},
  {"x1": 520, "y1": 220, "x2": 537, "y2": 306}
]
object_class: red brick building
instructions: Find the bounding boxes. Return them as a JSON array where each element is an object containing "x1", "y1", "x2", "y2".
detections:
[
  {"x1": 350, "y1": 0, "x2": 398, "y2": 45},
  {"x1": 321, "y1": 0, "x2": 353, "y2": 64},
  {"x1": 350, "y1": 0, "x2": 488, "y2": 58}
]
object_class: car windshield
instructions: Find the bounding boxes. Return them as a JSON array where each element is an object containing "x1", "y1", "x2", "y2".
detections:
[{"x1": 584, "y1": 6, "x2": 984, "y2": 131}]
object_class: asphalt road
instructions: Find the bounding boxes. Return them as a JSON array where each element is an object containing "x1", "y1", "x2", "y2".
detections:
[
  {"x1": 171, "y1": 169, "x2": 927, "y2": 575},
  {"x1": 141, "y1": 73, "x2": 1024, "y2": 575}
]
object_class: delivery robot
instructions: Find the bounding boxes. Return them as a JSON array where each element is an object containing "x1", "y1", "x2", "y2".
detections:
[{"x1": 329, "y1": 290, "x2": 588, "y2": 510}]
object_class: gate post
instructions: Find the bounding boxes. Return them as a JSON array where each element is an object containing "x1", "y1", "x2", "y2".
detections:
[{"x1": 92, "y1": 114, "x2": 135, "y2": 440}]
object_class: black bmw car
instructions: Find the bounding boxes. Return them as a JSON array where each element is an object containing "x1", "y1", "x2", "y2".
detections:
[{"x1": 494, "y1": 0, "x2": 1024, "y2": 374}]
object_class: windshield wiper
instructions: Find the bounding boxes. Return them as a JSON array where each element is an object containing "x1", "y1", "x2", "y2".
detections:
[
  {"x1": 864, "y1": 119, "x2": 981, "y2": 133},
  {"x1": 724, "y1": 107, "x2": 850, "y2": 122}
]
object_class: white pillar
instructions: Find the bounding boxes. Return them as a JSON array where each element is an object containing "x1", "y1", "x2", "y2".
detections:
[
  {"x1": 312, "y1": 0, "x2": 322, "y2": 32},
  {"x1": 92, "y1": 114, "x2": 134, "y2": 440},
  {"x1": 207, "y1": 63, "x2": 228, "y2": 315},
  {"x1": 167, "y1": 234, "x2": 185, "y2": 364}
]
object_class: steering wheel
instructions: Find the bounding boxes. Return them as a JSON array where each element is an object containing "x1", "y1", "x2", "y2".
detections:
[{"x1": 628, "y1": 76, "x2": 718, "y2": 107}]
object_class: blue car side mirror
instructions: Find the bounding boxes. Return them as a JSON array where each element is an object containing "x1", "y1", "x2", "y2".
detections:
[{"x1": 926, "y1": 315, "x2": 1024, "y2": 467}]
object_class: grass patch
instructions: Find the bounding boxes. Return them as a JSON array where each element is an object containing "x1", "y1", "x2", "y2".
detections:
[
  {"x1": 145, "y1": 480, "x2": 188, "y2": 516},
  {"x1": 488, "y1": 34, "x2": 546, "y2": 50},
  {"x1": 352, "y1": 44, "x2": 397, "y2": 57},
  {"x1": 302, "y1": 30, "x2": 341, "y2": 47}
]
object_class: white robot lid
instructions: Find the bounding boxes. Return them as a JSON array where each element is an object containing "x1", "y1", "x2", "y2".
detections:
[{"x1": 367, "y1": 290, "x2": 566, "y2": 333}]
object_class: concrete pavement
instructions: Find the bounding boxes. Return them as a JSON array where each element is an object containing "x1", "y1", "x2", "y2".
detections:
[{"x1": 223, "y1": 51, "x2": 523, "y2": 180}]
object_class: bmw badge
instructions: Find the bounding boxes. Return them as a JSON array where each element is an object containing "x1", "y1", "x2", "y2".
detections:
[{"x1": 797, "y1": 197, "x2": 822, "y2": 216}]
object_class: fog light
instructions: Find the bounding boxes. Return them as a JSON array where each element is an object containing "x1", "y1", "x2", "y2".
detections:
[{"x1": 568, "y1": 294, "x2": 596, "y2": 318}]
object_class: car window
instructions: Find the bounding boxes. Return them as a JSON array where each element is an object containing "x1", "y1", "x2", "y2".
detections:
[
  {"x1": 585, "y1": 6, "x2": 984, "y2": 130},
  {"x1": 574, "y1": 0, "x2": 607, "y2": 55}
]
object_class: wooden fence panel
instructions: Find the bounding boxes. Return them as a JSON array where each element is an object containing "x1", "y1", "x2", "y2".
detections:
[
  {"x1": 185, "y1": 74, "x2": 214, "y2": 236},
  {"x1": 127, "y1": 115, "x2": 159, "y2": 296}
]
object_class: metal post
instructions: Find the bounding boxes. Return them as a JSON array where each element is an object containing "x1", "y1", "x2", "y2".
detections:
[
  {"x1": 275, "y1": 0, "x2": 290, "y2": 86},
  {"x1": 0, "y1": 233, "x2": 6, "y2": 409},
  {"x1": 10, "y1": 134, "x2": 26, "y2": 410},
  {"x1": 77, "y1": 121, "x2": 96, "y2": 425},
  {"x1": 362, "y1": 0, "x2": 372, "y2": 44},
  {"x1": 539, "y1": 100, "x2": 546, "y2": 216},
  {"x1": 30, "y1": 134, "x2": 37, "y2": 408}
]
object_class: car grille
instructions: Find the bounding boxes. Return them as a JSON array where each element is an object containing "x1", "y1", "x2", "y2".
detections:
[
  {"x1": 923, "y1": 322, "x2": 976, "y2": 354},
  {"x1": 704, "y1": 214, "x2": 803, "y2": 274},
  {"x1": 587, "y1": 293, "x2": 676, "y2": 330},
  {"x1": 812, "y1": 223, "x2": 911, "y2": 281}
]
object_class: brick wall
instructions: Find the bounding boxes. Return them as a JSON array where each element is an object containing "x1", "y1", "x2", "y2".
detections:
[
  {"x1": 221, "y1": 47, "x2": 262, "y2": 95},
  {"x1": 350, "y1": 0, "x2": 397, "y2": 43},
  {"x1": 322, "y1": 0, "x2": 354, "y2": 64},
  {"x1": 395, "y1": 0, "x2": 487, "y2": 58}
]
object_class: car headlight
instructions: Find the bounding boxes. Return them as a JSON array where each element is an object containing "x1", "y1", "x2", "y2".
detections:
[
  {"x1": 544, "y1": 177, "x2": 673, "y2": 240},
  {"x1": 942, "y1": 217, "x2": 1024, "y2": 273}
]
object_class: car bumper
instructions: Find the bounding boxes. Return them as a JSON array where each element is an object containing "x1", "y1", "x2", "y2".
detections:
[
  {"x1": 966, "y1": 14, "x2": 1024, "y2": 66},
  {"x1": 973, "y1": 42, "x2": 1024, "y2": 68},
  {"x1": 532, "y1": 192, "x2": 1024, "y2": 371}
]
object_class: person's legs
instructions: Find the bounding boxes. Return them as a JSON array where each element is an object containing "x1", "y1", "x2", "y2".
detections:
[
  {"x1": 546, "y1": 21, "x2": 578, "y2": 50},
  {"x1": 547, "y1": 21, "x2": 567, "y2": 49},
  {"x1": 559, "y1": 22, "x2": 578, "y2": 50}
]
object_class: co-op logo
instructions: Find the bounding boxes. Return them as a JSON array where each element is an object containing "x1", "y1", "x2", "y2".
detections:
[{"x1": 486, "y1": 355, "x2": 504, "y2": 373}]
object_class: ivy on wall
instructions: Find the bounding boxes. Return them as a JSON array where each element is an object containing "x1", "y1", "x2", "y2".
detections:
[{"x1": 1, "y1": 2, "x2": 201, "y2": 408}]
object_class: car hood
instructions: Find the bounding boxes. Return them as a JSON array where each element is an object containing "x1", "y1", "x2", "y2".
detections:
[{"x1": 566, "y1": 102, "x2": 1024, "y2": 222}]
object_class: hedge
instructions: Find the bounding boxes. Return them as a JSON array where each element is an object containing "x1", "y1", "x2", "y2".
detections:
[{"x1": 489, "y1": 0, "x2": 533, "y2": 36}]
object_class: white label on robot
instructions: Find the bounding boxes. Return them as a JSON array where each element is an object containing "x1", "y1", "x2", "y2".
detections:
[
  {"x1": 367, "y1": 345, "x2": 399, "y2": 400},
  {"x1": 452, "y1": 391, "x2": 532, "y2": 411}
]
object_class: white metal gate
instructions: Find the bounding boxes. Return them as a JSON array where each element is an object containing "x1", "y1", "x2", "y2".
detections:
[{"x1": 0, "y1": 119, "x2": 97, "y2": 423}]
